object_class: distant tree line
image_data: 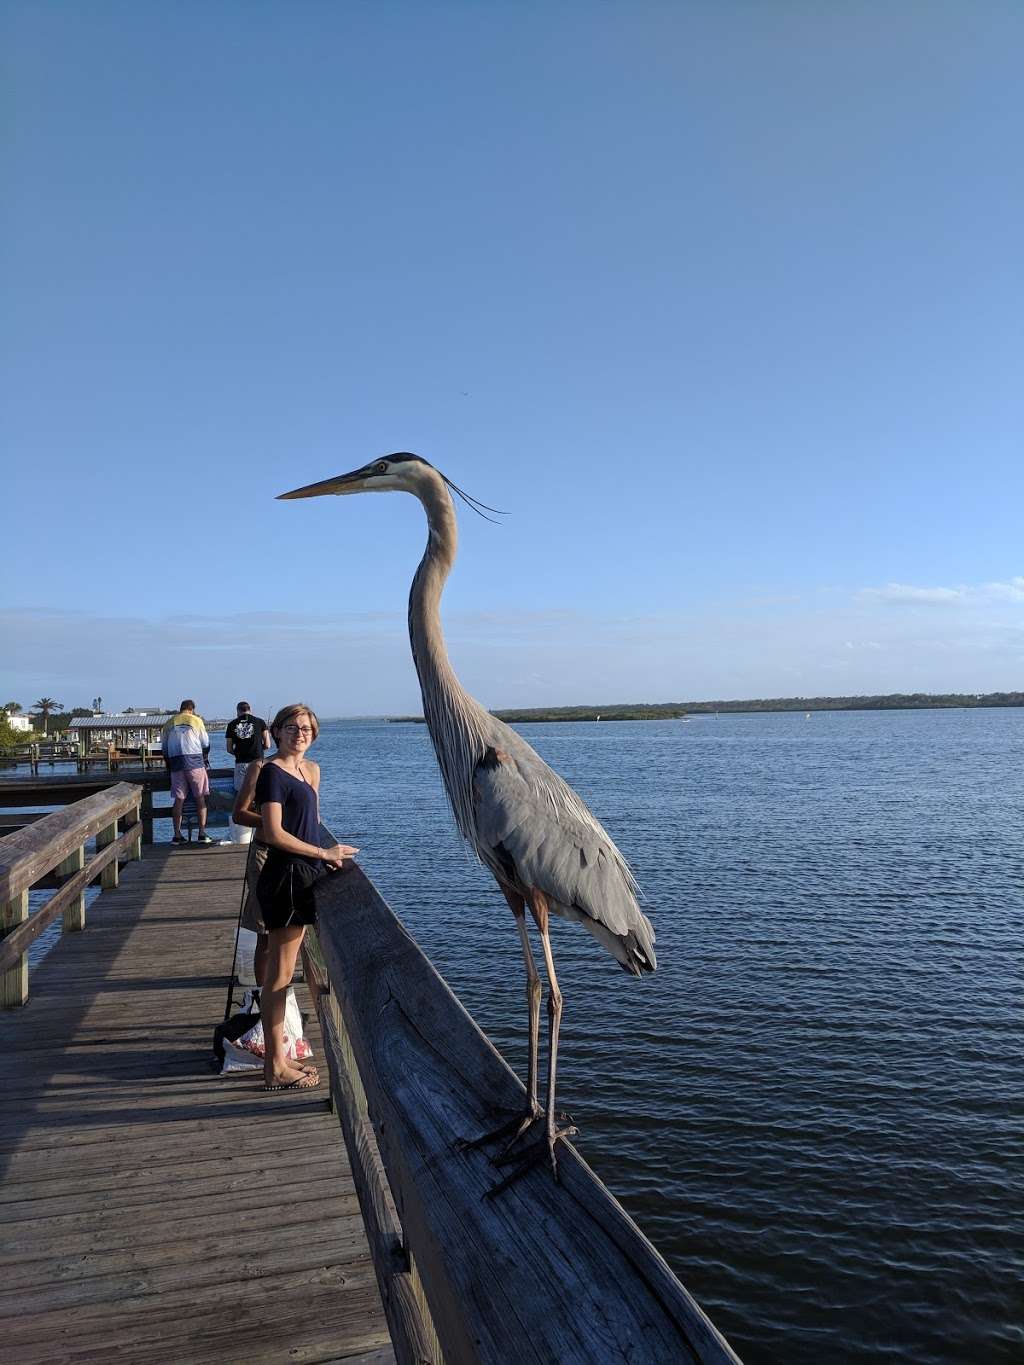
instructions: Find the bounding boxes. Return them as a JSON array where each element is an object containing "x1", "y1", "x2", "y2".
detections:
[
  {"x1": 384, "y1": 690, "x2": 1024, "y2": 724},
  {"x1": 0, "y1": 699, "x2": 98, "y2": 750}
]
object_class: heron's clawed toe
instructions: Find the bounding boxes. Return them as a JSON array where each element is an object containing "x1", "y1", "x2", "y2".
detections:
[
  {"x1": 455, "y1": 1106, "x2": 543, "y2": 1154},
  {"x1": 484, "y1": 1124, "x2": 578, "y2": 1199},
  {"x1": 495, "y1": 1109, "x2": 575, "y2": 1160}
]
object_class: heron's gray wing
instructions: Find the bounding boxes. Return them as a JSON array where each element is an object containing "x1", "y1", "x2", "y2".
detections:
[{"x1": 472, "y1": 749, "x2": 646, "y2": 943}]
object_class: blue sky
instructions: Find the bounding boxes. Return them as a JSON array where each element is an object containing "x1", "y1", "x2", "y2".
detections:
[{"x1": 4, "y1": 2, "x2": 1022, "y2": 716}]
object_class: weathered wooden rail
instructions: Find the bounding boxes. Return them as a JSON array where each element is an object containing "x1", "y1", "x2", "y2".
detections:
[
  {"x1": 0, "y1": 781, "x2": 142, "y2": 1008},
  {"x1": 0, "y1": 743, "x2": 76, "y2": 774},
  {"x1": 0, "y1": 742, "x2": 167, "y2": 773},
  {"x1": 0, "y1": 769, "x2": 234, "y2": 844},
  {"x1": 302, "y1": 867, "x2": 741, "y2": 1365}
]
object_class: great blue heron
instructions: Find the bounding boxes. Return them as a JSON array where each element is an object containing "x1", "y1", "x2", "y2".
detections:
[{"x1": 279, "y1": 453, "x2": 656, "y2": 1189}]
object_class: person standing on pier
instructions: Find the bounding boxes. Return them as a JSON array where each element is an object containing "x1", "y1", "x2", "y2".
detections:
[
  {"x1": 225, "y1": 701, "x2": 270, "y2": 843},
  {"x1": 255, "y1": 703, "x2": 358, "y2": 1091},
  {"x1": 231, "y1": 755, "x2": 271, "y2": 989},
  {"x1": 161, "y1": 700, "x2": 212, "y2": 845}
]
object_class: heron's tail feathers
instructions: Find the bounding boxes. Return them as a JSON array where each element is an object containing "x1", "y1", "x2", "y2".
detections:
[
  {"x1": 617, "y1": 925, "x2": 658, "y2": 976},
  {"x1": 573, "y1": 908, "x2": 657, "y2": 976}
]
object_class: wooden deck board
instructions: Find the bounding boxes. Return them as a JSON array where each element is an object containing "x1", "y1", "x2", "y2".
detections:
[{"x1": 0, "y1": 845, "x2": 395, "y2": 1365}]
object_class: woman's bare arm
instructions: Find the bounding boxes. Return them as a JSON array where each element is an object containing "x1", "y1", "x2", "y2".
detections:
[
  {"x1": 231, "y1": 760, "x2": 264, "y2": 829},
  {"x1": 260, "y1": 800, "x2": 358, "y2": 865},
  {"x1": 306, "y1": 761, "x2": 322, "y2": 820}
]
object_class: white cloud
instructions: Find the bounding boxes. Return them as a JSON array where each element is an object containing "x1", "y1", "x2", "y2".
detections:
[
  {"x1": 3, "y1": 582, "x2": 1023, "y2": 715},
  {"x1": 860, "y1": 577, "x2": 1024, "y2": 606},
  {"x1": 983, "y1": 576, "x2": 1024, "y2": 602},
  {"x1": 862, "y1": 583, "x2": 965, "y2": 604}
]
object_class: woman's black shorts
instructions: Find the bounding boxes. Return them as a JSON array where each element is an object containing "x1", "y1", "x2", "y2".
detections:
[{"x1": 255, "y1": 850, "x2": 325, "y2": 930}]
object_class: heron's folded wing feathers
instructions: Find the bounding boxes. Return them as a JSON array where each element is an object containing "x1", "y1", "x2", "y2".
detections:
[{"x1": 472, "y1": 755, "x2": 641, "y2": 938}]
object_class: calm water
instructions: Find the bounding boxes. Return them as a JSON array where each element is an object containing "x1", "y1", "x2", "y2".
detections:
[
  {"x1": 303, "y1": 709, "x2": 1020, "y2": 1365},
  {"x1": 19, "y1": 710, "x2": 1022, "y2": 1361}
]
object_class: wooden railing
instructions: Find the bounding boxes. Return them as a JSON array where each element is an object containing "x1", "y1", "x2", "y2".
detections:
[
  {"x1": 0, "y1": 770, "x2": 233, "y2": 844},
  {"x1": 0, "y1": 782, "x2": 143, "y2": 1008},
  {"x1": 303, "y1": 868, "x2": 741, "y2": 1365},
  {"x1": 0, "y1": 742, "x2": 168, "y2": 773},
  {"x1": 142, "y1": 775, "x2": 235, "y2": 840}
]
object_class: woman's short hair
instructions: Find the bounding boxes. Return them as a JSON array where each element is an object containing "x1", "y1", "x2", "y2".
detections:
[{"x1": 270, "y1": 702, "x2": 320, "y2": 742}]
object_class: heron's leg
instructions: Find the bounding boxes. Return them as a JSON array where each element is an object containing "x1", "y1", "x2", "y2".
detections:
[
  {"x1": 455, "y1": 888, "x2": 543, "y2": 1153},
  {"x1": 534, "y1": 892, "x2": 565, "y2": 1152},
  {"x1": 487, "y1": 890, "x2": 578, "y2": 1196},
  {"x1": 512, "y1": 891, "x2": 543, "y2": 1119}
]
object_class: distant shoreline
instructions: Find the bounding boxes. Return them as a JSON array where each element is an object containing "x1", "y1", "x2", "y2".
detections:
[{"x1": 385, "y1": 691, "x2": 1024, "y2": 723}]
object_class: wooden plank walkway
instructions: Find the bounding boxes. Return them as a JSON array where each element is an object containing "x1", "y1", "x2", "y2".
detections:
[{"x1": 0, "y1": 844, "x2": 394, "y2": 1365}]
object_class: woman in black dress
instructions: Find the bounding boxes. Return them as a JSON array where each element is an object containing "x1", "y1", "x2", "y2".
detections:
[{"x1": 255, "y1": 703, "x2": 357, "y2": 1091}]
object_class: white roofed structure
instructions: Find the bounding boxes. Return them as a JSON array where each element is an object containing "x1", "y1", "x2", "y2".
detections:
[{"x1": 67, "y1": 714, "x2": 172, "y2": 747}]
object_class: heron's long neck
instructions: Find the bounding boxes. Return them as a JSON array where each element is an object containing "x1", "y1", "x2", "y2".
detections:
[
  {"x1": 408, "y1": 481, "x2": 459, "y2": 689},
  {"x1": 408, "y1": 479, "x2": 490, "y2": 835}
]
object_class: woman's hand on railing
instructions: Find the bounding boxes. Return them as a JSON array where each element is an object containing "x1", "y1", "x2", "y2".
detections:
[{"x1": 322, "y1": 843, "x2": 359, "y2": 870}]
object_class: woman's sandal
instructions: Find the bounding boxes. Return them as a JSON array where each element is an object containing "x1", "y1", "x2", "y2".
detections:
[{"x1": 263, "y1": 1071, "x2": 321, "y2": 1092}]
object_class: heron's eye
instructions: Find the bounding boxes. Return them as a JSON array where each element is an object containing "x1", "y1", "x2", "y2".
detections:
[{"x1": 375, "y1": 461, "x2": 388, "y2": 474}]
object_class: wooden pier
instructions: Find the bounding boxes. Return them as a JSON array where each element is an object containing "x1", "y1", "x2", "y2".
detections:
[
  {"x1": 1, "y1": 781, "x2": 741, "y2": 1364},
  {"x1": 0, "y1": 841, "x2": 393, "y2": 1364}
]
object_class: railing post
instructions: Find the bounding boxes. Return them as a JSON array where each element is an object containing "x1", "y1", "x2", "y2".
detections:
[
  {"x1": 1, "y1": 890, "x2": 30, "y2": 1007},
  {"x1": 141, "y1": 788, "x2": 154, "y2": 845},
  {"x1": 132, "y1": 801, "x2": 143, "y2": 859},
  {"x1": 57, "y1": 844, "x2": 86, "y2": 931},
  {"x1": 96, "y1": 819, "x2": 120, "y2": 888}
]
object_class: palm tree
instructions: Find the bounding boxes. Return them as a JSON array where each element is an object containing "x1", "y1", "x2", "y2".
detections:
[
  {"x1": 32, "y1": 698, "x2": 63, "y2": 734},
  {"x1": 2, "y1": 701, "x2": 21, "y2": 715}
]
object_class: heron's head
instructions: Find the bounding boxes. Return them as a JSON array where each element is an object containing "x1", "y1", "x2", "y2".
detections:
[
  {"x1": 277, "y1": 453, "x2": 505, "y2": 521},
  {"x1": 277, "y1": 452, "x2": 433, "y2": 501}
]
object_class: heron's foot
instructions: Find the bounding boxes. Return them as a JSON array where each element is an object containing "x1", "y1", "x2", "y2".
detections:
[
  {"x1": 492, "y1": 1108, "x2": 576, "y2": 1161},
  {"x1": 454, "y1": 1105, "x2": 542, "y2": 1154},
  {"x1": 484, "y1": 1123, "x2": 579, "y2": 1199},
  {"x1": 455, "y1": 1106, "x2": 575, "y2": 1160}
]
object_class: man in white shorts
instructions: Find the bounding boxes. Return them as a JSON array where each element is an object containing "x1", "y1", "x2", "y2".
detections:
[
  {"x1": 225, "y1": 701, "x2": 270, "y2": 843},
  {"x1": 161, "y1": 700, "x2": 212, "y2": 844}
]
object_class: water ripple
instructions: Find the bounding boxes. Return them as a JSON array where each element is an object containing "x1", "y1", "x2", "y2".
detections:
[{"x1": 310, "y1": 710, "x2": 1020, "y2": 1364}]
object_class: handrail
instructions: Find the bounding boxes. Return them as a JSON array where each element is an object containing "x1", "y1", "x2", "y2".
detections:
[
  {"x1": 0, "y1": 769, "x2": 233, "y2": 845},
  {"x1": 0, "y1": 782, "x2": 142, "y2": 901},
  {"x1": 0, "y1": 782, "x2": 143, "y2": 1007},
  {"x1": 305, "y1": 866, "x2": 741, "y2": 1365},
  {"x1": 302, "y1": 932, "x2": 440, "y2": 1365}
]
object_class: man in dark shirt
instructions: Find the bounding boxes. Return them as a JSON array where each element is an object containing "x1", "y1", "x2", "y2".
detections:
[{"x1": 225, "y1": 702, "x2": 270, "y2": 843}]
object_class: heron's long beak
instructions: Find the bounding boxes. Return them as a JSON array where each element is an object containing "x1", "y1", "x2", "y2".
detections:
[{"x1": 276, "y1": 468, "x2": 369, "y2": 500}]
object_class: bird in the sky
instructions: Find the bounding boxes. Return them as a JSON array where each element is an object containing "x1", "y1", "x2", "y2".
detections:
[{"x1": 278, "y1": 454, "x2": 656, "y2": 1190}]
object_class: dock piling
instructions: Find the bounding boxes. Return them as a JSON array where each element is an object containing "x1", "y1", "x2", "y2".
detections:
[{"x1": 0, "y1": 889, "x2": 29, "y2": 1007}]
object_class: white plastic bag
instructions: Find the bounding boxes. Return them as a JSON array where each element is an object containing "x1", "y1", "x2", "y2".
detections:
[
  {"x1": 220, "y1": 1037, "x2": 261, "y2": 1073},
  {"x1": 233, "y1": 987, "x2": 312, "y2": 1062},
  {"x1": 233, "y1": 928, "x2": 259, "y2": 985}
]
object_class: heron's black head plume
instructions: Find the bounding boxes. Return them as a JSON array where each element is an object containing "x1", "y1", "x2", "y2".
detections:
[
  {"x1": 384, "y1": 452, "x2": 507, "y2": 524},
  {"x1": 440, "y1": 474, "x2": 507, "y2": 524}
]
